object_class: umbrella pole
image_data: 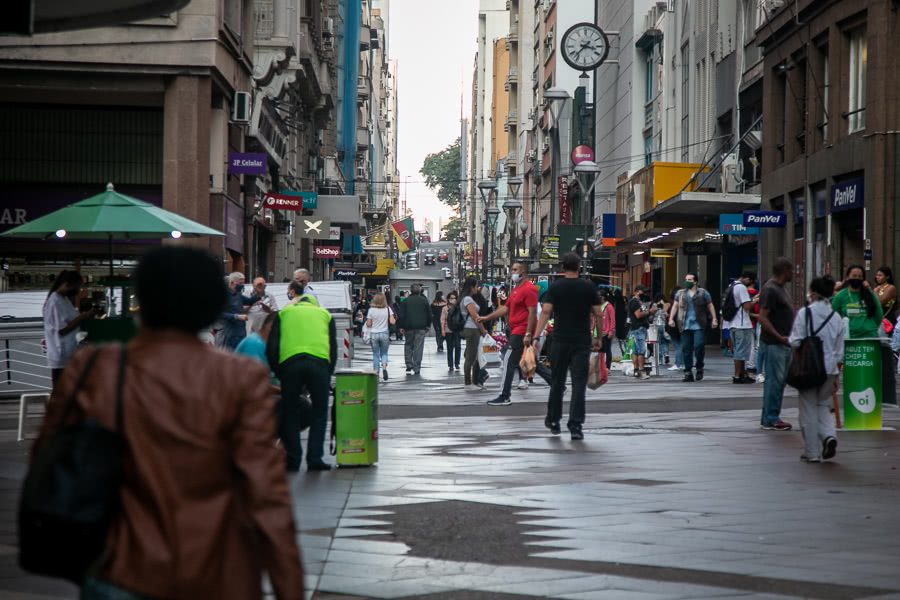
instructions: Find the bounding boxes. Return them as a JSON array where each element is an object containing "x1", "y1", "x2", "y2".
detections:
[{"x1": 109, "y1": 234, "x2": 114, "y2": 280}]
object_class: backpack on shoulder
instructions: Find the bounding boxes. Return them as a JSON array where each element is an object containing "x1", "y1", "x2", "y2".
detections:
[
  {"x1": 786, "y1": 307, "x2": 836, "y2": 390},
  {"x1": 447, "y1": 304, "x2": 466, "y2": 332},
  {"x1": 721, "y1": 282, "x2": 739, "y2": 322}
]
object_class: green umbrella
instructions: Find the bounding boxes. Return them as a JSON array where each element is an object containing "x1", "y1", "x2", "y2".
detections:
[{"x1": 1, "y1": 183, "x2": 224, "y2": 277}]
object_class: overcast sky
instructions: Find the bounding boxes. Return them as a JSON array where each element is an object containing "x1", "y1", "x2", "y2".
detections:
[{"x1": 388, "y1": 0, "x2": 479, "y2": 236}]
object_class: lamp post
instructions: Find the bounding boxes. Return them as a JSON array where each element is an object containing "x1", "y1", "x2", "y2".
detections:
[
  {"x1": 504, "y1": 176, "x2": 523, "y2": 272},
  {"x1": 572, "y1": 160, "x2": 602, "y2": 279},
  {"x1": 477, "y1": 179, "x2": 497, "y2": 282},
  {"x1": 545, "y1": 87, "x2": 571, "y2": 235},
  {"x1": 486, "y1": 204, "x2": 500, "y2": 283}
]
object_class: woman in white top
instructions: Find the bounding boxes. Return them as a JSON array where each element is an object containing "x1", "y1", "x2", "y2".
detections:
[
  {"x1": 42, "y1": 270, "x2": 99, "y2": 389},
  {"x1": 366, "y1": 293, "x2": 394, "y2": 381},
  {"x1": 789, "y1": 275, "x2": 844, "y2": 463}
]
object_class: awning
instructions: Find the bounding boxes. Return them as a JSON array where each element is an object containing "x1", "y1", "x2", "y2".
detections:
[{"x1": 640, "y1": 191, "x2": 761, "y2": 225}]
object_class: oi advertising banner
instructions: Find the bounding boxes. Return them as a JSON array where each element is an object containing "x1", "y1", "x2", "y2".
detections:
[{"x1": 842, "y1": 339, "x2": 882, "y2": 430}]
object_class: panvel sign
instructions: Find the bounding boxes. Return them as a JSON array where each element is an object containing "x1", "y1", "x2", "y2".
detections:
[
  {"x1": 314, "y1": 245, "x2": 341, "y2": 259},
  {"x1": 228, "y1": 152, "x2": 267, "y2": 176},
  {"x1": 831, "y1": 177, "x2": 864, "y2": 214},
  {"x1": 742, "y1": 211, "x2": 787, "y2": 228},
  {"x1": 719, "y1": 213, "x2": 759, "y2": 236}
]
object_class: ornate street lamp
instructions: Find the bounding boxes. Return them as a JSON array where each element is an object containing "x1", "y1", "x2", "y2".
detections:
[
  {"x1": 477, "y1": 179, "x2": 497, "y2": 281},
  {"x1": 545, "y1": 87, "x2": 571, "y2": 235},
  {"x1": 504, "y1": 176, "x2": 523, "y2": 269}
]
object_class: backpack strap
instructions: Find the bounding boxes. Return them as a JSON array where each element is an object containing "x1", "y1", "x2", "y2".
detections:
[
  {"x1": 812, "y1": 310, "x2": 836, "y2": 336},
  {"x1": 56, "y1": 346, "x2": 102, "y2": 433}
]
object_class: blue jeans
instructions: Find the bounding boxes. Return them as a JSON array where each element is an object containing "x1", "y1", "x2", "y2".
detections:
[
  {"x1": 671, "y1": 336, "x2": 684, "y2": 368},
  {"x1": 656, "y1": 325, "x2": 669, "y2": 358},
  {"x1": 370, "y1": 331, "x2": 390, "y2": 370},
  {"x1": 760, "y1": 341, "x2": 791, "y2": 425},
  {"x1": 630, "y1": 327, "x2": 648, "y2": 355},
  {"x1": 681, "y1": 328, "x2": 705, "y2": 372}
]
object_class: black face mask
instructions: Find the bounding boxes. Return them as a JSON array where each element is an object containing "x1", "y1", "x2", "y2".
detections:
[
  {"x1": 639, "y1": 293, "x2": 650, "y2": 302},
  {"x1": 848, "y1": 278, "x2": 863, "y2": 290},
  {"x1": 236, "y1": 284, "x2": 245, "y2": 293}
]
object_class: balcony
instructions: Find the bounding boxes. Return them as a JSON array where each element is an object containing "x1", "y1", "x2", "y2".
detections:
[
  {"x1": 506, "y1": 110, "x2": 518, "y2": 128},
  {"x1": 509, "y1": 23, "x2": 518, "y2": 43},
  {"x1": 357, "y1": 127, "x2": 369, "y2": 151},
  {"x1": 506, "y1": 66, "x2": 518, "y2": 85},
  {"x1": 357, "y1": 78, "x2": 370, "y2": 100},
  {"x1": 359, "y1": 26, "x2": 371, "y2": 51}
]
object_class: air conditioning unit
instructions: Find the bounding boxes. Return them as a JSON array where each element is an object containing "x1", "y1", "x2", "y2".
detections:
[
  {"x1": 356, "y1": 166, "x2": 367, "y2": 179},
  {"x1": 720, "y1": 153, "x2": 742, "y2": 193},
  {"x1": 231, "y1": 91, "x2": 251, "y2": 124}
]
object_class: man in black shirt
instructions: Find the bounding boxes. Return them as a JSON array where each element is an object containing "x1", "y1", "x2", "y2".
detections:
[
  {"x1": 533, "y1": 253, "x2": 603, "y2": 440},
  {"x1": 757, "y1": 257, "x2": 795, "y2": 431},
  {"x1": 627, "y1": 285, "x2": 657, "y2": 380}
]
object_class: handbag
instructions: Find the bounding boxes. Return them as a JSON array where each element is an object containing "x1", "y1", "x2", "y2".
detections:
[
  {"x1": 18, "y1": 345, "x2": 128, "y2": 583},
  {"x1": 519, "y1": 345, "x2": 537, "y2": 379},
  {"x1": 588, "y1": 352, "x2": 608, "y2": 389},
  {"x1": 786, "y1": 308, "x2": 835, "y2": 390},
  {"x1": 477, "y1": 334, "x2": 501, "y2": 368}
]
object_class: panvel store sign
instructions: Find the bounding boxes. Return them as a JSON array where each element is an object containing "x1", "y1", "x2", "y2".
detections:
[
  {"x1": 831, "y1": 177, "x2": 864, "y2": 213},
  {"x1": 743, "y1": 211, "x2": 786, "y2": 228}
]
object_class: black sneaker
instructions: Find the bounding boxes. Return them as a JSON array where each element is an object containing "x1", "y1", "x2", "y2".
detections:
[
  {"x1": 307, "y1": 462, "x2": 333, "y2": 472},
  {"x1": 822, "y1": 436, "x2": 838, "y2": 460},
  {"x1": 695, "y1": 369, "x2": 704, "y2": 381},
  {"x1": 487, "y1": 396, "x2": 512, "y2": 406},
  {"x1": 569, "y1": 426, "x2": 584, "y2": 441},
  {"x1": 732, "y1": 376, "x2": 754, "y2": 384},
  {"x1": 683, "y1": 372, "x2": 695, "y2": 382},
  {"x1": 544, "y1": 416, "x2": 561, "y2": 435},
  {"x1": 383, "y1": 368, "x2": 389, "y2": 381}
]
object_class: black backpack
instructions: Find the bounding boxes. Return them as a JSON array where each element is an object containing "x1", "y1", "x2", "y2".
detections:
[
  {"x1": 447, "y1": 303, "x2": 466, "y2": 332},
  {"x1": 721, "y1": 282, "x2": 739, "y2": 322},
  {"x1": 786, "y1": 307, "x2": 836, "y2": 390}
]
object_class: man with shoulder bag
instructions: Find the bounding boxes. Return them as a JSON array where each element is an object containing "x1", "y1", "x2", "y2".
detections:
[{"x1": 668, "y1": 273, "x2": 718, "y2": 382}]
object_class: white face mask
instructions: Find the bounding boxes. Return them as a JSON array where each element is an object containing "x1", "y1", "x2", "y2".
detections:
[{"x1": 511, "y1": 273, "x2": 522, "y2": 284}]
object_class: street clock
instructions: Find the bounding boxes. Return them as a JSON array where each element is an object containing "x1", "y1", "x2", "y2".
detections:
[{"x1": 560, "y1": 22, "x2": 610, "y2": 72}]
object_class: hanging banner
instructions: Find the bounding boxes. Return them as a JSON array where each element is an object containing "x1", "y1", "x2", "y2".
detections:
[
  {"x1": 558, "y1": 177, "x2": 570, "y2": 225},
  {"x1": 313, "y1": 245, "x2": 341, "y2": 259},
  {"x1": 571, "y1": 145, "x2": 595, "y2": 165},
  {"x1": 719, "y1": 213, "x2": 759, "y2": 236},
  {"x1": 264, "y1": 192, "x2": 304, "y2": 211},
  {"x1": 743, "y1": 210, "x2": 787, "y2": 228},
  {"x1": 228, "y1": 152, "x2": 266, "y2": 175},
  {"x1": 540, "y1": 234, "x2": 560, "y2": 263},
  {"x1": 391, "y1": 217, "x2": 416, "y2": 253},
  {"x1": 297, "y1": 216, "x2": 332, "y2": 239}
]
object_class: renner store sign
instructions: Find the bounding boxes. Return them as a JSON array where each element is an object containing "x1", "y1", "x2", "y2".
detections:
[{"x1": 743, "y1": 211, "x2": 787, "y2": 228}]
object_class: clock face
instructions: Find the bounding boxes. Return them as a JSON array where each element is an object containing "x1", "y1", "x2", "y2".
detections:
[{"x1": 561, "y1": 22, "x2": 610, "y2": 71}]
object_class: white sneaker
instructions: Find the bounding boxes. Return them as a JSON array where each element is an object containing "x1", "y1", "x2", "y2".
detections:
[
  {"x1": 638, "y1": 372, "x2": 650, "y2": 380},
  {"x1": 517, "y1": 380, "x2": 529, "y2": 390},
  {"x1": 756, "y1": 374, "x2": 766, "y2": 383},
  {"x1": 464, "y1": 384, "x2": 479, "y2": 392},
  {"x1": 667, "y1": 365, "x2": 681, "y2": 371}
]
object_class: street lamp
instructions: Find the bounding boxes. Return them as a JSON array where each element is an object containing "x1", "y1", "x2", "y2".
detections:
[
  {"x1": 486, "y1": 204, "x2": 501, "y2": 283},
  {"x1": 572, "y1": 160, "x2": 602, "y2": 279},
  {"x1": 504, "y1": 176, "x2": 523, "y2": 270},
  {"x1": 545, "y1": 87, "x2": 571, "y2": 235},
  {"x1": 477, "y1": 179, "x2": 497, "y2": 281}
]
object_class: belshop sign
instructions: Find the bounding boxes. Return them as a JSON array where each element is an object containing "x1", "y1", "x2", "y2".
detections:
[
  {"x1": 227, "y1": 152, "x2": 267, "y2": 176},
  {"x1": 831, "y1": 177, "x2": 864, "y2": 214},
  {"x1": 314, "y1": 245, "x2": 341, "y2": 259}
]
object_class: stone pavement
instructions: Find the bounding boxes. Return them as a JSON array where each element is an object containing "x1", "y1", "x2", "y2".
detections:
[{"x1": 1, "y1": 337, "x2": 899, "y2": 599}]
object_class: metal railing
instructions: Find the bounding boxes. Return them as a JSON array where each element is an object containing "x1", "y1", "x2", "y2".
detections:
[{"x1": 0, "y1": 319, "x2": 51, "y2": 397}]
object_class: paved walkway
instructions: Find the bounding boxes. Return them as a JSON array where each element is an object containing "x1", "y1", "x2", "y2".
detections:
[{"x1": 1, "y1": 338, "x2": 899, "y2": 599}]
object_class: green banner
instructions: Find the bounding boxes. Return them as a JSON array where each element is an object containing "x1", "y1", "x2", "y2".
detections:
[
  {"x1": 335, "y1": 371, "x2": 379, "y2": 465},
  {"x1": 842, "y1": 339, "x2": 882, "y2": 430}
]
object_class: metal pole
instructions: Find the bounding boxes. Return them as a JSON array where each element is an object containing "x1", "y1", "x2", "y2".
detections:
[{"x1": 551, "y1": 123, "x2": 560, "y2": 235}]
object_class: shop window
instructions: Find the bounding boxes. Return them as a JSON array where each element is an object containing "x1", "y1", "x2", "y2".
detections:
[
  {"x1": 819, "y1": 47, "x2": 830, "y2": 142},
  {"x1": 848, "y1": 28, "x2": 867, "y2": 133}
]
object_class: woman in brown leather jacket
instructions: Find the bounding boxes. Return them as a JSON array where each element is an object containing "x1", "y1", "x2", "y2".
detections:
[{"x1": 36, "y1": 247, "x2": 304, "y2": 599}]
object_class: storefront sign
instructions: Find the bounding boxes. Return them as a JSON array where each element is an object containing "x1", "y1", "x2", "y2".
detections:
[
  {"x1": 228, "y1": 152, "x2": 267, "y2": 176},
  {"x1": 831, "y1": 177, "x2": 864, "y2": 213},
  {"x1": 297, "y1": 216, "x2": 332, "y2": 239},
  {"x1": 313, "y1": 245, "x2": 340, "y2": 259},
  {"x1": 224, "y1": 200, "x2": 243, "y2": 254},
  {"x1": 683, "y1": 241, "x2": 709, "y2": 255},
  {"x1": 264, "y1": 192, "x2": 305, "y2": 211},
  {"x1": 558, "y1": 177, "x2": 570, "y2": 225},
  {"x1": 333, "y1": 268, "x2": 358, "y2": 280},
  {"x1": 843, "y1": 339, "x2": 882, "y2": 430},
  {"x1": 650, "y1": 248, "x2": 675, "y2": 258},
  {"x1": 719, "y1": 213, "x2": 759, "y2": 236},
  {"x1": 540, "y1": 234, "x2": 560, "y2": 263},
  {"x1": 329, "y1": 226, "x2": 341, "y2": 240},
  {"x1": 278, "y1": 190, "x2": 317, "y2": 209},
  {"x1": 743, "y1": 211, "x2": 787, "y2": 228},
  {"x1": 571, "y1": 145, "x2": 595, "y2": 165}
]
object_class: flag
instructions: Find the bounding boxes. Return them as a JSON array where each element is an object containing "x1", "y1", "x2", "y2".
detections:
[{"x1": 391, "y1": 218, "x2": 416, "y2": 253}]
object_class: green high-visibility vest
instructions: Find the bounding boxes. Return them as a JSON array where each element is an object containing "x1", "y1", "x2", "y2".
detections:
[{"x1": 278, "y1": 298, "x2": 332, "y2": 364}]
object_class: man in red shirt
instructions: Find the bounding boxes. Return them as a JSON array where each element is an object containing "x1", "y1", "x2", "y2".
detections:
[{"x1": 479, "y1": 262, "x2": 538, "y2": 406}]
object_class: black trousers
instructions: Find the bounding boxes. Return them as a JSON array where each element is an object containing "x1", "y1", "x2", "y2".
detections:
[
  {"x1": 433, "y1": 322, "x2": 444, "y2": 351},
  {"x1": 601, "y1": 337, "x2": 613, "y2": 369},
  {"x1": 278, "y1": 357, "x2": 330, "y2": 470},
  {"x1": 547, "y1": 340, "x2": 590, "y2": 428},
  {"x1": 445, "y1": 331, "x2": 461, "y2": 367}
]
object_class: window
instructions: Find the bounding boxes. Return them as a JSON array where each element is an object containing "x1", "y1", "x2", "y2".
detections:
[
  {"x1": 848, "y1": 28, "x2": 867, "y2": 133},
  {"x1": 821, "y1": 48, "x2": 830, "y2": 141},
  {"x1": 681, "y1": 44, "x2": 689, "y2": 161},
  {"x1": 645, "y1": 51, "x2": 654, "y2": 103},
  {"x1": 644, "y1": 133, "x2": 653, "y2": 167}
]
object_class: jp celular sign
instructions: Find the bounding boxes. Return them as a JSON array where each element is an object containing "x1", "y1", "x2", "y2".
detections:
[
  {"x1": 228, "y1": 152, "x2": 267, "y2": 175},
  {"x1": 743, "y1": 211, "x2": 786, "y2": 228}
]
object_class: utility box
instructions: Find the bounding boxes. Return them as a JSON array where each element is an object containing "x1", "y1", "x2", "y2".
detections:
[{"x1": 334, "y1": 370, "x2": 378, "y2": 466}]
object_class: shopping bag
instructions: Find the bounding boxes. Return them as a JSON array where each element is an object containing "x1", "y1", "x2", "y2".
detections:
[
  {"x1": 477, "y1": 334, "x2": 501, "y2": 368},
  {"x1": 519, "y1": 345, "x2": 537, "y2": 379},
  {"x1": 587, "y1": 352, "x2": 608, "y2": 389}
]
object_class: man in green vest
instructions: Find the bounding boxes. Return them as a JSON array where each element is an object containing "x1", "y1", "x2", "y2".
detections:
[{"x1": 266, "y1": 291, "x2": 337, "y2": 471}]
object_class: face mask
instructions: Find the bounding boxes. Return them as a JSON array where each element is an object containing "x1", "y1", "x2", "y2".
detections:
[
  {"x1": 684, "y1": 281, "x2": 695, "y2": 289},
  {"x1": 511, "y1": 273, "x2": 521, "y2": 284},
  {"x1": 848, "y1": 278, "x2": 863, "y2": 290},
  {"x1": 236, "y1": 284, "x2": 244, "y2": 293},
  {"x1": 640, "y1": 293, "x2": 651, "y2": 302}
]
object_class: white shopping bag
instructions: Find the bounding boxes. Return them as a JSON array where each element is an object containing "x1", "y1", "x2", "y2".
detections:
[{"x1": 477, "y1": 334, "x2": 501, "y2": 368}]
